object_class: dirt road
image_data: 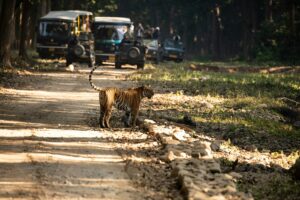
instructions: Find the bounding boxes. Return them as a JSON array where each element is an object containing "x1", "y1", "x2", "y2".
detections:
[{"x1": 0, "y1": 65, "x2": 179, "y2": 199}]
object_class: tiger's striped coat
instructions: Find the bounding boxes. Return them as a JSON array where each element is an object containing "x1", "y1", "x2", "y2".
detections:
[{"x1": 89, "y1": 66, "x2": 154, "y2": 128}]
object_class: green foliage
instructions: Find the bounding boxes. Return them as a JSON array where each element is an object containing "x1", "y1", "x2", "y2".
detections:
[
  {"x1": 133, "y1": 62, "x2": 300, "y2": 99},
  {"x1": 131, "y1": 61, "x2": 300, "y2": 153},
  {"x1": 238, "y1": 174, "x2": 300, "y2": 200},
  {"x1": 254, "y1": 19, "x2": 299, "y2": 64}
]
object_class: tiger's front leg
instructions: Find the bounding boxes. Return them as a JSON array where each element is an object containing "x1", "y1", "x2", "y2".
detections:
[
  {"x1": 122, "y1": 111, "x2": 131, "y2": 127},
  {"x1": 130, "y1": 108, "x2": 139, "y2": 129}
]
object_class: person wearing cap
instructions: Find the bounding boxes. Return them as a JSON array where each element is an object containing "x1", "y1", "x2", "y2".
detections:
[
  {"x1": 136, "y1": 23, "x2": 144, "y2": 39},
  {"x1": 153, "y1": 27, "x2": 160, "y2": 39}
]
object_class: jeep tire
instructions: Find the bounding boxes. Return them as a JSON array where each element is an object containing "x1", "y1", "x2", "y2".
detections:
[
  {"x1": 74, "y1": 44, "x2": 85, "y2": 57},
  {"x1": 66, "y1": 56, "x2": 72, "y2": 67},
  {"x1": 95, "y1": 57, "x2": 103, "y2": 66},
  {"x1": 155, "y1": 54, "x2": 160, "y2": 64},
  {"x1": 128, "y1": 47, "x2": 140, "y2": 59},
  {"x1": 137, "y1": 63, "x2": 144, "y2": 70},
  {"x1": 115, "y1": 62, "x2": 122, "y2": 69},
  {"x1": 39, "y1": 52, "x2": 49, "y2": 59},
  {"x1": 175, "y1": 58, "x2": 183, "y2": 63}
]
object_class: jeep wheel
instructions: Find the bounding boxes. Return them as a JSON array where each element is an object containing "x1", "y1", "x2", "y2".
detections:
[
  {"x1": 95, "y1": 56, "x2": 103, "y2": 65},
  {"x1": 39, "y1": 52, "x2": 49, "y2": 59},
  {"x1": 115, "y1": 62, "x2": 122, "y2": 69},
  {"x1": 175, "y1": 58, "x2": 183, "y2": 63},
  {"x1": 74, "y1": 44, "x2": 85, "y2": 57},
  {"x1": 128, "y1": 47, "x2": 140, "y2": 59},
  {"x1": 137, "y1": 63, "x2": 144, "y2": 70},
  {"x1": 155, "y1": 55, "x2": 160, "y2": 64},
  {"x1": 66, "y1": 57, "x2": 72, "y2": 67}
]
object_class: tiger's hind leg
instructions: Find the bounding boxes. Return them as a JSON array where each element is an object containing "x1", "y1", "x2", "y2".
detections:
[
  {"x1": 99, "y1": 105, "x2": 106, "y2": 128},
  {"x1": 104, "y1": 107, "x2": 113, "y2": 128},
  {"x1": 122, "y1": 111, "x2": 131, "y2": 127}
]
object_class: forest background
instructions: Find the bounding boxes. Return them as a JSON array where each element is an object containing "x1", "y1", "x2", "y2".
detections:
[{"x1": 0, "y1": 0, "x2": 299, "y2": 67}]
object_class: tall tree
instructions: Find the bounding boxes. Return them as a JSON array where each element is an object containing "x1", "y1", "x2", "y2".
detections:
[
  {"x1": 0, "y1": 0, "x2": 3, "y2": 18},
  {"x1": 211, "y1": 3, "x2": 223, "y2": 59},
  {"x1": 19, "y1": 0, "x2": 31, "y2": 59},
  {"x1": 265, "y1": 0, "x2": 273, "y2": 22},
  {"x1": 0, "y1": 0, "x2": 17, "y2": 68}
]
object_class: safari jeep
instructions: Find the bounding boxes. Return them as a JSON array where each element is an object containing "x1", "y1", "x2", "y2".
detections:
[
  {"x1": 37, "y1": 10, "x2": 93, "y2": 58},
  {"x1": 162, "y1": 38, "x2": 184, "y2": 62},
  {"x1": 144, "y1": 39, "x2": 163, "y2": 64},
  {"x1": 92, "y1": 17, "x2": 132, "y2": 64},
  {"x1": 115, "y1": 39, "x2": 147, "y2": 69}
]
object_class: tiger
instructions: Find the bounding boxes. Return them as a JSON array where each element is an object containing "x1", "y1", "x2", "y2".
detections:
[{"x1": 89, "y1": 66, "x2": 154, "y2": 128}]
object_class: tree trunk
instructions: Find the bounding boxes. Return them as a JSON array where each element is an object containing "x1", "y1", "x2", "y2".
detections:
[
  {"x1": 288, "y1": 0, "x2": 297, "y2": 65},
  {"x1": 168, "y1": 5, "x2": 175, "y2": 35},
  {"x1": 14, "y1": 3, "x2": 22, "y2": 50},
  {"x1": 19, "y1": 0, "x2": 31, "y2": 59},
  {"x1": 249, "y1": 0, "x2": 257, "y2": 60},
  {"x1": 211, "y1": 4, "x2": 223, "y2": 59},
  {"x1": 265, "y1": 0, "x2": 273, "y2": 22},
  {"x1": 242, "y1": 0, "x2": 250, "y2": 59},
  {"x1": 0, "y1": 0, "x2": 3, "y2": 18},
  {"x1": 68, "y1": 0, "x2": 75, "y2": 10},
  {"x1": 0, "y1": 0, "x2": 17, "y2": 68},
  {"x1": 46, "y1": 0, "x2": 51, "y2": 13},
  {"x1": 288, "y1": 0, "x2": 296, "y2": 36},
  {"x1": 40, "y1": 0, "x2": 47, "y2": 17},
  {"x1": 29, "y1": 2, "x2": 39, "y2": 49}
]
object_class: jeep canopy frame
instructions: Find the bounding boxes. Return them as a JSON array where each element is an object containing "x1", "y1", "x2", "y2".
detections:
[{"x1": 40, "y1": 10, "x2": 93, "y2": 35}]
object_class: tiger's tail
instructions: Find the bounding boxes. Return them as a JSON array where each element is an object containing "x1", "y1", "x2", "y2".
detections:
[{"x1": 89, "y1": 65, "x2": 102, "y2": 91}]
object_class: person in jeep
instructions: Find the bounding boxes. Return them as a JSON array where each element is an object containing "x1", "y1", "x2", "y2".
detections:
[
  {"x1": 153, "y1": 27, "x2": 160, "y2": 40},
  {"x1": 173, "y1": 32, "x2": 181, "y2": 42},
  {"x1": 135, "y1": 23, "x2": 144, "y2": 40},
  {"x1": 121, "y1": 31, "x2": 131, "y2": 44}
]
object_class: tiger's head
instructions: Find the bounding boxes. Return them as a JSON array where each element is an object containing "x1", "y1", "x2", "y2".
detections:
[{"x1": 140, "y1": 85, "x2": 154, "y2": 99}]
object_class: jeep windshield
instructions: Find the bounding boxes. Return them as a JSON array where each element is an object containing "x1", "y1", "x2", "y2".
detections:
[
  {"x1": 95, "y1": 25, "x2": 128, "y2": 42},
  {"x1": 164, "y1": 39, "x2": 183, "y2": 49},
  {"x1": 144, "y1": 39, "x2": 159, "y2": 48},
  {"x1": 39, "y1": 21, "x2": 70, "y2": 38}
]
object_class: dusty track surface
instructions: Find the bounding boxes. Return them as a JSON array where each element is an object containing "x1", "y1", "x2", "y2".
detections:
[{"x1": 0, "y1": 65, "x2": 181, "y2": 199}]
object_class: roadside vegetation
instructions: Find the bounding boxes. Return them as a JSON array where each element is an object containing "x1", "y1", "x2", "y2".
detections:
[{"x1": 130, "y1": 60, "x2": 300, "y2": 200}]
